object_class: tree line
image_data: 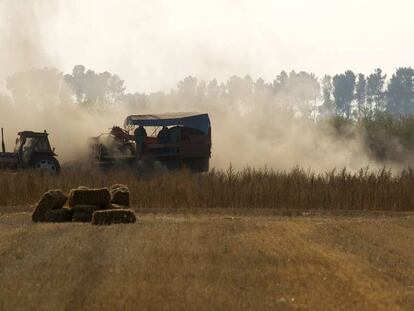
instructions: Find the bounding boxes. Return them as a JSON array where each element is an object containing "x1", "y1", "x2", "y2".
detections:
[
  {"x1": 2, "y1": 65, "x2": 414, "y2": 164},
  {"x1": 2, "y1": 64, "x2": 414, "y2": 121},
  {"x1": 61, "y1": 65, "x2": 414, "y2": 120}
]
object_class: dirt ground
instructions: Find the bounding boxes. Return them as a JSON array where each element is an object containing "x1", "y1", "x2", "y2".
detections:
[{"x1": 0, "y1": 208, "x2": 413, "y2": 311}]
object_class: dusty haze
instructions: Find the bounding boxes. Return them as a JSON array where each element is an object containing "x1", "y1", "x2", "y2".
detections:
[{"x1": 0, "y1": 0, "x2": 404, "y2": 170}]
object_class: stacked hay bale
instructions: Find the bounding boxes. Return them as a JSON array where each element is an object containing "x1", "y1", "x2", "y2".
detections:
[
  {"x1": 91, "y1": 184, "x2": 136, "y2": 225},
  {"x1": 32, "y1": 190, "x2": 72, "y2": 223},
  {"x1": 31, "y1": 184, "x2": 136, "y2": 225},
  {"x1": 69, "y1": 187, "x2": 111, "y2": 222}
]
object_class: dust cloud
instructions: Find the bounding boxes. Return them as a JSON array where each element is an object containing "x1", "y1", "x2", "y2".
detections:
[
  {"x1": 151, "y1": 95, "x2": 377, "y2": 171},
  {"x1": 0, "y1": 1, "x2": 130, "y2": 162},
  {"x1": 0, "y1": 1, "x2": 379, "y2": 170}
]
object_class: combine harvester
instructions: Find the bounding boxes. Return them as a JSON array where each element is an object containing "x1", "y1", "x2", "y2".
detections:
[
  {"x1": 0, "y1": 128, "x2": 60, "y2": 174},
  {"x1": 89, "y1": 112, "x2": 212, "y2": 172}
]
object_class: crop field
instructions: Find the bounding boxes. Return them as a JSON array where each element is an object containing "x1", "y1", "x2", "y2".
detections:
[
  {"x1": 1, "y1": 168, "x2": 414, "y2": 310},
  {"x1": 2, "y1": 166, "x2": 414, "y2": 211}
]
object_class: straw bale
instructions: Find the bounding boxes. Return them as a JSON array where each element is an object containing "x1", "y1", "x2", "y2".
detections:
[
  {"x1": 68, "y1": 188, "x2": 110, "y2": 208},
  {"x1": 110, "y1": 184, "x2": 130, "y2": 206},
  {"x1": 72, "y1": 211, "x2": 92, "y2": 222},
  {"x1": 91, "y1": 209, "x2": 136, "y2": 225},
  {"x1": 110, "y1": 189, "x2": 130, "y2": 207},
  {"x1": 71, "y1": 204, "x2": 101, "y2": 214},
  {"x1": 44, "y1": 208, "x2": 73, "y2": 223},
  {"x1": 32, "y1": 190, "x2": 68, "y2": 222},
  {"x1": 110, "y1": 184, "x2": 129, "y2": 191}
]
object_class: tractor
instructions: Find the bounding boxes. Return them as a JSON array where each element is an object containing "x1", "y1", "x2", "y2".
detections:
[
  {"x1": 89, "y1": 112, "x2": 212, "y2": 172},
  {"x1": 0, "y1": 128, "x2": 60, "y2": 174}
]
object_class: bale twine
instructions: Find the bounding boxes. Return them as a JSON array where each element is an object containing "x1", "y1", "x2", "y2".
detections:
[
  {"x1": 91, "y1": 209, "x2": 136, "y2": 225},
  {"x1": 32, "y1": 190, "x2": 68, "y2": 222},
  {"x1": 68, "y1": 188, "x2": 111, "y2": 208},
  {"x1": 44, "y1": 208, "x2": 73, "y2": 223}
]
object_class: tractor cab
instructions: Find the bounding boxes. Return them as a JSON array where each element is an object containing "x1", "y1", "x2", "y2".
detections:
[
  {"x1": 0, "y1": 129, "x2": 60, "y2": 174},
  {"x1": 15, "y1": 131, "x2": 56, "y2": 164}
]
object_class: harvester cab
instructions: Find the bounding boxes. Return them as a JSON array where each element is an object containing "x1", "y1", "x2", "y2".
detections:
[{"x1": 0, "y1": 128, "x2": 60, "y2": 174}]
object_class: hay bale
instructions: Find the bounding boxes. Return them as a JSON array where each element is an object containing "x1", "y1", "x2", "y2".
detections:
[
  {"x1": 32, "y1": 190, "x2": 68, "y2": 222},
  {"x1": 68, "y1": 188, "x2": 110, "y2": 208},
  {"x1": 91, "y1": 209, "x2": 136, "y2": 225},
  {"x1": 71, "y1": 204, "x2": 101, "y2": 214},
  {"x1": 110, "y1": 184, "x2": 130, "y2": 207},
  {"x1": 110, "y1": 184, "x2": 129, "y2": 191},
  {"x1": 71, "y1": 204, "x2": 102, "y2": 222},
  {"x1": 44, "y1": 208, "x2": 73, "y2": 223},
  {"x1": 72, "y1": 211, "x2": 93, "y2": 222},
  {"x1": 110, "y1": 189, "x2": 130, "y2": 207}
]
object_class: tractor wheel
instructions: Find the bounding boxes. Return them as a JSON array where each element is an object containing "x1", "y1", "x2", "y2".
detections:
[{"x1": 34, "y1": 157, "x2": 60, "y2": 175}]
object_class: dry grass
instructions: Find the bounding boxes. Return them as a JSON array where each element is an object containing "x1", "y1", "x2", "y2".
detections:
[
  {"x1": 1, "y1": 165, "x2": 414, "y2": 211},
  {"x1": 0, "y1": 213, "x2": 413, "y2": 310}
]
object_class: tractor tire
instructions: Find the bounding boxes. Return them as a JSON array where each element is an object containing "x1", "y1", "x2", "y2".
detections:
[{"x1": 34, "y1": 156, "x2": 60, "y2": 175}]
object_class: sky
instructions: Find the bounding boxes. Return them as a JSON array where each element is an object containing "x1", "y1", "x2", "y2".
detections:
[{"x1": 1, "y1": 0, "x2": 414, "y2": 92}]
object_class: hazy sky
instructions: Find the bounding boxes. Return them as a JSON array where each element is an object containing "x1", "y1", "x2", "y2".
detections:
[{"x1": 2, "y1": 0, "x2": 414, "y2": 92}]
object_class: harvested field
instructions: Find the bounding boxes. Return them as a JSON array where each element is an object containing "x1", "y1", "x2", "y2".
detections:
[
  {"x1": 2, "y1": 166, "x2": 414, "y2": 211},
  {"x1": 0, "y1": 208, "x2": 413, "y2": 310}
]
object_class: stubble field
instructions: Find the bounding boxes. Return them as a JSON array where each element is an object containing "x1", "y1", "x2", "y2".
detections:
[
  {"x1": 0, "y1": 168, "x2": 414, "y2": 310},
  {"x1": 0, "y1": 208, "x2": 413, "y2": 310}
]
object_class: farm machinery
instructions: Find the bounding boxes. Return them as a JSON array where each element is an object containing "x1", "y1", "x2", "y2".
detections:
[
  {"x1": 89, "y1": 112, "x2": 212, "y2": 172},
  {"x1": 0, "y1": 128, "x2": 60, "y2": 174}
]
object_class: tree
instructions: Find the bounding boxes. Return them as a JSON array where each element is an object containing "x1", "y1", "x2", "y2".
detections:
[
  {"x1": 386, "y1": 67, "x2": 414, "y2": 115},
  {"x1": 207, "y1": 79, "x2": 220, "y2": 99},
  {"x1": 271, "y1": 71, "x2": 319, "y2": 117},
  {"x1": 6, "y1": 67, "x2": 69, "y2": 108},
  {"x1": 272, "y1": 71, "x2": 288, "y2": 94},
  {"x1": 332, "y1": 70, "x2": 356, "y2": 119},
  {"x1": 122, "y1": 92, "x2": 148, "y2": 110},
  {"x1": 226, "y1": 75, "x2": 253, "y2": 100},
  {"x1": 66, "y1": 65, "x2": 86, "y2": 103},
  {"x1": 355, "y1": 73, "x2": 366, "y2": 119},
  {"x1": 366, "y1": 68, "x2": 386, "y2": 115},
  {"x1": 319, "y1": 75, "x2": 335, "y2": 117},
  {"x1": 64, "y1": 65, "x2": 125, "y2": 107},
  {"x1": 177, "y1": 76, "x2": 198, "y2": 97}
]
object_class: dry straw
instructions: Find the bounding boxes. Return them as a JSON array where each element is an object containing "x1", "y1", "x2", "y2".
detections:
[{"x1": 2, "y1": 165, "x2": 414, "y2": 211}]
